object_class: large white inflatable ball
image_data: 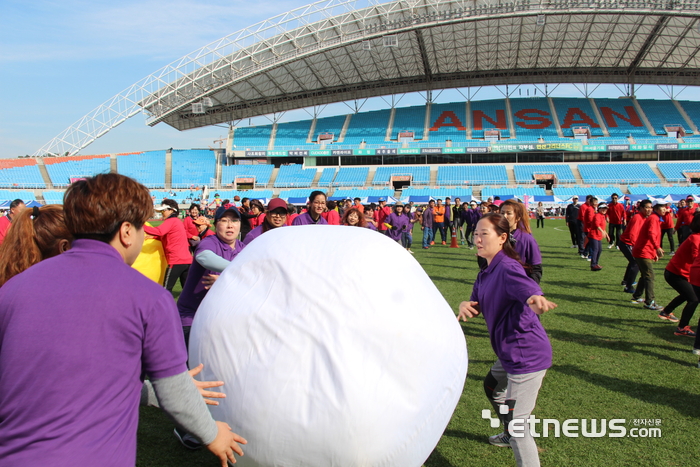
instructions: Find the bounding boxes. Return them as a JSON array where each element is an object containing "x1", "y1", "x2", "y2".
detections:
[{"x1": 190, "y1": 225, "x2": 468, "y2": 467}]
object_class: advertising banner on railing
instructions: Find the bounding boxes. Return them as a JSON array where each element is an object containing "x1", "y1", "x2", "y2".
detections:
[{"x1": 490, "y1": 142, "x2": 583, "y2": 152}]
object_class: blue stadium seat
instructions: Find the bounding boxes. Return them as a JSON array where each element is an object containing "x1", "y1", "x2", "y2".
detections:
[
  {"x1": 317, "y1": 167, "x2": 337, "y2": 187},
  {"x1": 313, "y1": 115, "x2": 346, "y2": 143},
  {"x1": 593, "y1": 98, "x2": 652, "y2": 137},
  {"x1": 637, "y1": 100, "x2": 687, "y2": 135},
  {"x1": 274, "y1": 121, "x2": 312, "y2": 148},
  {"x1": 220, "y1": 164, "x2": 274, "y2": 187},
  {"x1": 373, "y1": 166, "x2": 430, "y2": 185},
  {"x1": 657, "y1": 162, "x2": 700, "y2": 183},
  {"x1": 45, "y1": 157, "x2": 111, "y2": 187},
  {"x1": 436, "y1": 165, "x2": 508, "y2": 185},
  {"x1": 233, "y1": 125, "x2": 273, "y2": 149},
  {"x1": 0, "y1": 165, "x2": 46, "y2": 188},
  {"x1": 552, "y1": 98, "x2": 604, "y2": 137},
  {"x1": 514, "y1": 165, "x2": 576, "y2": 184},
  {"x1": 117, "y1": 151, "x2": 166, "y2": 188},
  {"x1": 343, "y1": 110, "x2": 390, "y2": 145},
  {"x1": 333, "y1": 167, "x2": 369, "y2": 187},
  {"x1": 578, "y1": 164, "x2": 659, "y2": 184},
  {"x1": 0, "y1": 189, "x2": 37, "y2": 202},
  {"x1": 171, "y1": 150, "x2": 216, "y2": 188},
  {"x1": 42, "y1": 190, "x2": 66, "y2": 204},
  {"x1": 470, "y1": 99, "x2": 510, "y2": 138},
  {"x1": 428, "y1": 103, "x2": 468, "y2": 143},
  {"x1": 510, "y1": 98, "x2": 559, "y2": 140},
  {"x1": 274, "y1": 164, "x2": 317, "y2": 188},
  {"x1": 392, "y1": 106, "x2": 426, "y2": 140}
]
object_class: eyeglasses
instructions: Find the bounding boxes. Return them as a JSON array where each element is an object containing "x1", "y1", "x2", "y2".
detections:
[
  {"x1": 311, "y1": 201, "x2": 326, "y2": 206},
  {"x1": 269, "y1": 211, "x2": 287, "y2": 217}
]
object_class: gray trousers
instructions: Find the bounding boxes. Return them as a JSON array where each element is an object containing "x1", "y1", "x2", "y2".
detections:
[{"x1": 486, "y1": 359, "x2": 547, "y2": 467}]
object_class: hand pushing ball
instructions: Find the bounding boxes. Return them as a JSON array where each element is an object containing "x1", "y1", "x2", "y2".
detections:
[{"x1": 189, "y1": 225, "x2": 468, "y2": 467}]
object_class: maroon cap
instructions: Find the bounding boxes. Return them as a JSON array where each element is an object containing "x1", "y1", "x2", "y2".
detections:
[{"x1": 268, "y1": 198, "x2": 288, "y2": 211}]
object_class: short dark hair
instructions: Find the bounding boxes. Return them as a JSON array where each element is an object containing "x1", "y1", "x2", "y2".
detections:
[
  {"x1": 64, "y1": 173, "x2": 152, "y2": 242},
  {"x1": 9, "y1": 199, "x2": 24, "y2": 209},
  {"x1": 353, "y1": 197, "x2": 361, "y2": 202},
  {"x1": 639, "y1": 199, "x2": 652, "y2": 209},
  {"x1": 161, "y1": 199, "x2": 178, "y2": 211},
  {"x1": 241, "y1": 197, "x2": 249, "y2": 203},
  {"x1": 189, "y1": 203, "x2": 200, "y2": 211},
  {"x1": 611, "y1": 193, "x2": 619, "y2": 198}
]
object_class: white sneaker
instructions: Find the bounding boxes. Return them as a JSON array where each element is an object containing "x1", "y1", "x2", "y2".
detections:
[
  {"x1": 488, "y1": 432, "x2": 512, "y2": 448},
  {"x1": 608, "y1": 244, "x2": 613, "y2": 249}
]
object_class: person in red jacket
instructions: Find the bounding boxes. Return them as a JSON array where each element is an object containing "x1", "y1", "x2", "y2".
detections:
[
  {"x1": 0, "y1": 199, "x2": 26, "y2": 246},
  {"x1": 631, "y1": 200, "x2": 668, "y2": 311},
  {"x1": 676, "y1": 196, "x2": 697, "y2": 245},
  {"x1": 577, "y1": 195, "x2": 594, "y2": 259},
  {"x1": 589, "y1": 203, "x2": 610, "y2": 271},
  {"x1": 606, "y1": 193, "x2": 625, "y2": 249},
  {"x1": 660, "y1": 207, "x2": 676, "y2": 255},
  {"x1": 619, "y1": 199, "x2": 652, "y2": 293},
  {"x1": 322, "y1": 200, "x2": 341, "y2": 225},
  {"x1": 377, "y1": 198, "x2": 392, "y2": 233},
  {"x1": 663, "y1": 212, "x2": 700, "y2": 335},
  {"x1": 145, "y1": 199, "x2": 193, "y2": 295}
]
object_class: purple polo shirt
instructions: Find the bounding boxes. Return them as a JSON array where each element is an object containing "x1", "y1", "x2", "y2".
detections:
[
  {"x1": 512, "y1": 228, "x2": 542, "y2": 266},
  {"x1": 177, "y1": 234, "x2": 245, "y2": 326},
  {"x1": 242, "y1": 223, "x2": 287, "y2": 245},
  {"x1": 0, "y1": 239, "x2": 187, "y2": 466},
  {"x1": 291, "y1": 211, "x2": 328, "y2": 226},
  {"x1": 444, "y1": 204, "x2": 451, "y2": 222},
  {"x1": 384, "y1": 212, "x2": 410, "y2": 241},
  {"x1": 422, "y1": 207, "x2": 435, "y2": 227},
  {"x1": 470, "y1": 250, "x2": 552, "y2": 374}
]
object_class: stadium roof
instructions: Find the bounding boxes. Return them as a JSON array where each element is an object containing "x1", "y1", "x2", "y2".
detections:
[{"x1": 35, "y1": 0, "x2": 700, "y2": 156}]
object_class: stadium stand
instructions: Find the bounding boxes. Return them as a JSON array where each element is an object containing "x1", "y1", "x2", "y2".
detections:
[
  {"x1": 470, "y1": 99, "x2": 510, "y2": 138},
  {"x1": 278, "y1": 188, "x2": 327, "y2": 200},
  {"x1": 317, "y1": 167, "x2": 337, "y2": 187},
  {"x1": 514, "y1": 165, "x2": 576, "y2": 184},
  {"x1": 593, "y1": 98, "x2": 651, "y2": 137},
  {"x1": 678, "y1": 101, "x2": 700, "y2": 132},
  {"x1": 510, "y1": 98, "x2": 559, "y2": 140},
  {"x1": 332, "y1": 167, "x2": 369, "y2": 187},
  {"x1": 627, "y1": 185, "x2": 697, "y2": 196},
  {"x1": 42, "y1": 191, "x2": 66, "y2": 204},
  {"x1": 342, "y1": 109, "x2": 391, "y2": 145},
  {"x1": 586, "y1": 137, "x2": 631, "y2": 145},
  {"x1": 636, "y1": 99, "x2": 688, "y2": 136},
  {"x1": 552, "y1": 185, "x2": 625, "y2": 199},
  {"x1": 401, "y1": 187, "x2": 473, "y2": 200},
  {"x1": 392, "y1": 106, "x2": 426, "y2": 140},
  {"x1": 150, "y1": 189, "x2": 203, "y2": 205},
  {"x1": 373, "y1": 166, "x2": 430, "y2": 185},
  {"x1": 0, "y1": 159, "x2": 45, "y2": 188},
  {"x1": 436, "y1": 165, "x2": 508, "y2": 185},
  {"x1": 428, "y1": 103, "x2": 468, "y2": 143},
  {"x1": 232, "y1": 125, "x2": 273, "y2": 149},
  {"x1": 0, "y1": 190, "x2": 37, "y2": 202},
  {"x1": 552, "y1": 97, "x2": 604, "y2": 137},
  {"x1": 116, "y1": 151, "x2": 166, "y2": 188},
  {"x1": 44, "y1": 155, "x2": 111, "y2": 187},
  {"x1": 313, "y1": 115, "x2": 346, "y2": 143},
  {"x1": 274, "y1": 164, "x2": 317, "y2": 188},
  {"x1": 170, "y1": 149, "x2": 216, "y2": 188},
  {"x1": 274, "y1": 121, "x2": 312, "y2": 148},
  {"x1": 633, "y1": 137, "x2": 678, "y2": 144},
  {"x1": 212, "y1": 190, "x2": 273, "y2": 201},
  {"x1": 220, "y1": 164, "x2": 274, "y2": 187},
  {"x1": 482, "y1": 186, "x2": 546, "y2": 198},
  {"x1": 657, "y1": 162, "x2": 700, "y2": 183},
  {"x1": 578, "y1": 164, "x2": 659, "y2": 184},
  {"x1": 331, "y1": 188, "x2": 394, "y2": 200}
]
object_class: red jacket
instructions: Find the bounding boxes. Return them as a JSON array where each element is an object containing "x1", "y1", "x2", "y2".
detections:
[
  {"x1": 620, "y1": 213, "x2": 646, "y2": 246},
  {"x1": 0, "y1": 216, "x2": 11, "y2": 245},
  {"x1": 589, "y1": 213, "x2": 607, "y2": 241},
  {"x1": 144, "y1": 216, "x2": 193, "y2": 265},
  {"x1": 667, "y1": 233, "x2": 700, "y2": 279},
  {"x1": 323, "y1": 209, "x2": 341, "y2": 225},
  {"x1": 632, "y1": 213, "x2": 664, "y2": 259},
  {"x1": 676, "y1": 206, "x2": 696, "y2": 230},
  {"x1": 377, "y1": 206, "x2": 392, "y2": 231},
  {"x1": 660, "y1": 212, "x2": 674, "y2": 230},
  {"x1": 607, "y1": 202, "x2": 626, "y2": 225},
  {"x1": 583, "y1": 204, "x2": 596, "y2": 232}
]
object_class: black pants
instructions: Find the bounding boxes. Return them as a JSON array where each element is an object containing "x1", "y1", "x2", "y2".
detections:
[
  {"x1": 691, "y1": 285, "x2": 700, "y2": 350},
  {"x1": 576, "y1": 220, "x2": 585, "y2": 255},
  {"x1": 664, "y1": 270, "x2": 699, "y2": 327},
  {"x1": 661, "y1": 228, "x2": 675, "y2": 252},
  {"x1": 678, "y1": 226, "x2": 691, "y2": 246},
  {"x1": 608, "y1": 223, "x2": 623, "y2": 246},
  {"x1": 164, "y1": 263, "x2": 190, "y2": 293},
  {"x1": 567, "y1": 221, "x2": 578, "y2": 246},
  {"x1": 617, "y1": 240, "x2": 639, "y2": 286}
]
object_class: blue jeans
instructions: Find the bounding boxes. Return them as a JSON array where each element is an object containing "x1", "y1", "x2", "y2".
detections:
[
  {"x1": 589, "y1": 238, "x2": 601, "y2": 267},
  {"x1": 422, "y1": 227, "x2": 434, "y2": 248}
]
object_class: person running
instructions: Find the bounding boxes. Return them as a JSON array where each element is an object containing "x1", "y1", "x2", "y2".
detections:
[
  {"x1": 589, "y1": 203, "x2": 610, "y2": 271},
  {"x1": 458, "y1": 213, "x2": 556, "y2": 467},
  {"x1": 292, "y1": 191, "x2": 329, "y2": 225},
  {"x1": 145, "y1": 199, "x2": 193, "y2": 294},
  {"x1": 618, "y1": 199, "x2": 651, "y2": 293},
  {"x1": 499, "y1": 199, "x2": 544, "y2": 284},
  {"x1": 631, "y1": 200, "x2": 668, "y2": 311},
  {"x1": 565, "y1": 196, "x2": 580, "y2": 250},
  {"x1": 663, "y1": 212, "x2": 700, "y2": 335}
]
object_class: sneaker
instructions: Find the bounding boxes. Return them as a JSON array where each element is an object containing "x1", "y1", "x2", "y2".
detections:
[
  {"x1": 608, "y1": 244, "x2": 613, "y2": 249},
  {"x1": 430, "y1": 241, "x2": 435, "y2": 245},
  {"x1": 591, "y1": 265, "x2": 603, "y2": 271},
  {"x1": 581, "y1": 254, "x2": 587, "y2": 259},
  {"x1": 586, "y1": 257, "x2": 591, "y2": 262},
  {"x1": 174, "y1": 428, "x2": 203, "y2": 450},
  {"x1": 674, "y1": 326, "x2": 696, "y2": 337},
  {"x1": 422, "y1": 246, "x2": 430, "y2": 249},
  {"x1": 632, "y1": 281, "x2": 638, "y2": 287},
  {"x1": 616, "y1": 246, "x2": 620, "y2": 250},
  {"x1": 692, "y1": 348, "x2": 700, "y2": 355},
  {"x1": 469, "y1": 246, "x2": 474, "y2": 250},
  {"x1": 442, "y1": 241, "x2": 446, "y2": 245},
  {"x1": 669, "y1": 251, "x2": 675, "y2": 257},
  {"x1": 623, "y1": 286, "x2": 636, "y2": 294},
  {"x1": 407, "y1": 249, "x2": 414, "y2": 254},
  {"x1": 657, "y1": 310, "x2": 678, "y2": 321},
  {"x1": 631, "y1": 297, "x2": 644, "y2": 304},
  {"x1": 488, "y1": 432, "x2": 512, "y2": 448},
  {"x1": 621, "y1": 281, "x2": 626, "y2": 286}
]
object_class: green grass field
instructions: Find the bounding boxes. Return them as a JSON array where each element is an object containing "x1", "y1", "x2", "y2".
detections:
[{"x1": 137, "y1": 219, "x2": 699, "y2": 467}]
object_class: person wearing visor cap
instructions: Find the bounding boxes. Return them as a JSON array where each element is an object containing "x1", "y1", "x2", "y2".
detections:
[
  {"x1": 243, "y1": 198, "x2": 289, "y2": 245},
  {"x1": 145, "y1": 199, "x2": 192, "y2": 295}
]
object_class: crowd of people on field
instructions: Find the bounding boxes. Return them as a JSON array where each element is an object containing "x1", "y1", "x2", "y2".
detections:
[{"x1": 0, "y1": 177, "x2": 697, "y2": 467}]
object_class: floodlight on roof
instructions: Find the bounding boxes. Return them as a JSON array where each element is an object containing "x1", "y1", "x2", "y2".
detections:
[
  {"x1": 192, "y1": 103, "x2": 205, "y2": 114},
  {"x1": 362, "y1": 40, "x2": 371, "y2": 50},
  {"x1": 383, "y1": 35, "x2": 398, "y2": 47},
  {"x1": 202, "y1": 97, "x2": 213, "y2": 107}
]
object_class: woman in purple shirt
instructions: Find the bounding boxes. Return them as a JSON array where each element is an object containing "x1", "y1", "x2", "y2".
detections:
[
  {"x1": 291, "y1": 190, "x2": 329, "y2": 226},
  {"x1": 500, "y1": 199, "x2": 544, "y2": 284},
  {"x1": 383, "y1": 202, "x2": 411, "y2": 250},
  {"x1": 458, "y1": 213, "x2": 555, "y2": 467}
]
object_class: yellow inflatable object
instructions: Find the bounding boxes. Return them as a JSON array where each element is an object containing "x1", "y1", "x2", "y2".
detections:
[{"x1": 132, "y1": 222, "x2": 167, "y2": 284}]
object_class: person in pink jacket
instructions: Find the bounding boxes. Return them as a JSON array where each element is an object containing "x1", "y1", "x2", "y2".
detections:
[{"x1": 145, "y1": 199, "x2": 193, "y2": 295}]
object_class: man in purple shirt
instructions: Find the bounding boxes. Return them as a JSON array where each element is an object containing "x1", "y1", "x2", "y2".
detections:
[
  {"x1": 421, "y1": 200, "x2": 435, "y2": 249},
  {"x1": 0, "y1": 174, "x2": 245, "y2": 467}
]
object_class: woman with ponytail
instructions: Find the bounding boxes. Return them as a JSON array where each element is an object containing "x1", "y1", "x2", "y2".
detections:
[
  {"x1": 457, "y1": 213, "x2": 556, "y2": 467},
  {"x1": 0, "y1": 205, "x2": 72, "y2": 287}
]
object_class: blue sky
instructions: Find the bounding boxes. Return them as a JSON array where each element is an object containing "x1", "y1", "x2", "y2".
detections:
[{"x1": 0, "y1": 0, "x2": 693, "y2": 159}]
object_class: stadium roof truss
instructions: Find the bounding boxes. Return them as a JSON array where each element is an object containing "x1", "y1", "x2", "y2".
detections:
[{"x1": 35, "y1": 0, "x2": 700, "y2": 156}]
